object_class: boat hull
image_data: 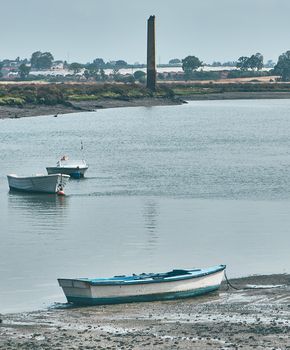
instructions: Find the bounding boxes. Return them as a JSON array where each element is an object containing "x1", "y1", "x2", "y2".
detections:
[
  {"x1": 46, "y1": 167, "x2": 87, "y2": 178},
  {"x1": 58, "y1": 266, "x2": 225, "y2": 305},
  {"x1": 7, "y1": 174, "x2": 70, "y2": 194},
  {"x1": 64, "y1": 285, "x2": 220, "y2": 305}
]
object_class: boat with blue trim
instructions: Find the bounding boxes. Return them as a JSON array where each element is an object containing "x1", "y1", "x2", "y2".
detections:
[
  {"x1": 46, "y1": 156, "x2": 88, "y2": 179},
  {"x1": 58, "y1": 264, "x2": 226, "y2": 305}
]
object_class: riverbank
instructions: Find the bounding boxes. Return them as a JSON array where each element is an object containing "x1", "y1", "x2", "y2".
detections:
[
  {"x1": 2, "y1": 81, "x2": 290, "y2": 119},
  {"x1": 3, "y1": 91, "x2": 290, "y2": 120},
  {"x1": 1, "y1": 275, "x2": 290, "y2": 349},
  {"x1": 0, "y1": 97, "x2": 183, "y2": 119},
  {"x1": 184, "y1": 90, "x2": 290, "y2": 100}
]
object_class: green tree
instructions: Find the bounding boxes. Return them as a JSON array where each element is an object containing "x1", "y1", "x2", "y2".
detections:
[
  {"x1": 100, "y1": 68, "x2": 107, "y2": 81},
  {"x1": 236, "y1": 53, "x2": 263, "y2": 71},
  {"x1": 182, "y1": 55, "x2": 203, "y2": 79},
  {"x1": 274, "y1": 51, "x2": 290, "y2": 81},
  {"x1": 83, "y1": 69, "x2": 90, "y2": 80},
  {"x1": 18, "y1": 63, "x2": 31, "y2": 79},
  {"x1": 89, "y1": 65, "x2": 99, "y2": 79},
  {"x1": 84, "y1": 64, "x2": 99, "y2": 80},
  {"x1": 169, "y1": 58, "x2": 181, "y2": 65},
  {"x1": 265, "y1": 59, "x2": 275, "y2": 68},
  {"x1": 0, "y1": 62, "x2": 3, "y2": 78},
  {"x1": 248, "y1": 53, "x2": 263, "y2": 70},
  {"x1": 236, "y1": 56, "x2": 250, "y2": 71},
  {"x1": 133, "y1": 70, "x2": 146, "y2": 83},
  {"x1": 92, "y1": 58, "x2": 105, "y2": 68},
  {"x1": 212, "y1": 61, "x2": 222, "y2": 67},
  {"x1": 69, "y1": 62, "x2": 83, "y2": 74},
  {"x1": 31, "y1": 51, "x2": 54, "y2": 69},
  {"x1": 115, "y1": 60, "x2": 127, "y2": 68},
  {"x1": 112, "y1": 66, "x2": 120, "y2": 80},
  {"x1": 31, "y1": 51, "x2": 41, "y2": 67},
  {"x1": 122, "y1": 75, "x2": 135, "y2": 83}
]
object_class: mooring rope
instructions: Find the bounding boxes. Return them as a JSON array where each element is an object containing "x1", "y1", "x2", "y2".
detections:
[
  {"x1": 224, "y1": 269, "x2": 283, "y2": 291},
  {"x1": 224, "y1": 269, "x2": 240, "y2": 290}
]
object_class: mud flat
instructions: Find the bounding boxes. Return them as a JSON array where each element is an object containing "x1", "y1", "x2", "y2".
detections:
[
  {"x1": 184, "y1": 91, "x2": 290, "y2": 100},
  {"x1": 0, "y1": 98, "x2": 183, "y2": 120},
  {"x1": 1, "y1": 275, "x2": 290, "y2": 349},
  {"x1": 3, "y1": 91, "x2": 290, "y2": 120}
]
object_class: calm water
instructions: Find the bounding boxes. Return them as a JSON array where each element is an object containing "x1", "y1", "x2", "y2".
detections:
[{"x1": 1, "y1": 99, "x2": 290, "y2": 313}]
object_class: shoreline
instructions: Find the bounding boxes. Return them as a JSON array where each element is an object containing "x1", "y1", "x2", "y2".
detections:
[
  {"x1": 0, "y1": 97, "x2": 183, "y2": 120},
  {"x1": 1, "y1": 274, "x2": 290, "y2": 349},
  {"x1": 2, "y1": 91, "x2": 290, "y2": 119}
]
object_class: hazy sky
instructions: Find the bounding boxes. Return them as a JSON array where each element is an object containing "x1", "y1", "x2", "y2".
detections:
[{"x1": 2, "y1": 0, "x2": 290, "y2": 64}]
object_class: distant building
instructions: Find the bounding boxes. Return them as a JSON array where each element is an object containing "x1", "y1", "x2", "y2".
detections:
[{"x1": 52, "y1": 61, "x2": 64, "y2": 70}]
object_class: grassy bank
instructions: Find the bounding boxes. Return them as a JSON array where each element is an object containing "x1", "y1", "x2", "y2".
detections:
[
  {"x1": 2, "y1": 81, "x2": 290, "y2": 107},
  {"x1": 0, "y1": 83, "x2": 175, "y2": 108},
  {"x1": 1, "y1": 81, "x2": 290, "y2": 119},
  {"x1": 169, "y1": 81, "x2": 290, "y2": 97}
]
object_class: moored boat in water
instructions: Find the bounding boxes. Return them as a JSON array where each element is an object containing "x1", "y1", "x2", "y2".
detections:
[
  {"x1": 7, "y1": 173, "x2": 70, "y2": 194},
  {"x1": 46, "y1": 156, "x2": 88, "y2": 179},
  {"x1": 58, "y1": 264, "x2": 226, "y2": 305}
]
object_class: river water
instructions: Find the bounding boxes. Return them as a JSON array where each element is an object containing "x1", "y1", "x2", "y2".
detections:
[{"x1": 1, "y1": 99, "x2": 290, "y2": 313}]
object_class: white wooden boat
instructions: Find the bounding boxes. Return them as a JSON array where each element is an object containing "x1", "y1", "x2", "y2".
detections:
[
  {"x1": 58, "y1": 265, "x2": 225, "y2": 305},
  {"x1": 46, "y1": 156, "x2": 88, "y2": 179},
  {"x1": 7, "y1": 173, "x2": 70, "y2": 194}
]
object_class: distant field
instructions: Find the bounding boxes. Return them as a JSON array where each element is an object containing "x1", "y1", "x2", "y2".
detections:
[{"x1": 162, "y1": 75, "x2": 281, "y2": 84}]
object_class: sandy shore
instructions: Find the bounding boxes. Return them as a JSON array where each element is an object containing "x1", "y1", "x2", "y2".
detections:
[{"x1": 1, "y1": 275, "x2": 290, "y2": 349}]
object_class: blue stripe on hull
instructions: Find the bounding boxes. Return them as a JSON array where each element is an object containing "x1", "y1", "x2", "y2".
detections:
[
  {"x1": 47, "y1": 168, "x2": 87, "y2": 178},
  {"x1": 66, "y1": 285, "x2": 220, "y2": 306}
]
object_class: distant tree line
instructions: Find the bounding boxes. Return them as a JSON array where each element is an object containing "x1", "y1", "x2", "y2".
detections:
[
  {"x1": 236, "y1": 53, "x2": 264, "y2": 71},
  {"x1": 273, "y1": 51, "x2": 290, "y2": 81},
  {"x1": 3, "y1": 49, "x2": 290, "y2": 82}
]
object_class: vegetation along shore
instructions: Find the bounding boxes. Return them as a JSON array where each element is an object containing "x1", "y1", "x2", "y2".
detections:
[
  {"x1": 2, "y1": 80, "x2": 290, "y2": 119},
  {"x1": 3, "y1": 49, "x2": 290, "y2": 118}
]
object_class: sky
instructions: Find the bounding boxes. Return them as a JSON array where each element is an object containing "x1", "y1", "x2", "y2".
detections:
[{"x1": 2, "y1": 0, "x2": 290, "y2": 64}]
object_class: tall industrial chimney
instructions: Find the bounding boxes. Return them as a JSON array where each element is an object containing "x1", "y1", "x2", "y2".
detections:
[{"x1": 147, "y1": 15, "x2": 156, "y2": 91}]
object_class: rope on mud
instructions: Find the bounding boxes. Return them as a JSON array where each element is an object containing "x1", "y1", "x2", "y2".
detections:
[
  {"x1": 224, "y1": 269, "x2": 283, "y2": 291},
  {"x1": 224, "y1": 270, "x2": 240, "y2": 290}
]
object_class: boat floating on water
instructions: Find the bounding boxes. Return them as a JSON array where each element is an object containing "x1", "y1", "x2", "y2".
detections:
[
  {"x1": 46, "y1": 156, "x2": 88, "y2": 179},
  {"x1": 58, "y1": 264, "x2": 226, "y2": 305},
  {"x1": 7, "y1": 173, "x2": 70, "y2": 194}
]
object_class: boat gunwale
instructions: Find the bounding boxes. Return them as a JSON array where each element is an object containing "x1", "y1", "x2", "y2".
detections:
[
  {"x1": 7, "y1": 173, "x2": 70, "y2": 180},
  {"x1": 46, "y1": 166, "x2": 88, "y2": 170},
  {"x1": 58, "y1": 265, "x2": 226, "y2": 287}
]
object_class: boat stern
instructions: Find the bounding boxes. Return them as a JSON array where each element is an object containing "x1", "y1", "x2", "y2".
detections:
[
  {"x1": 58, "y1": 279, "x2": 93, "y2": 303},
  {"x1": 55, "y1": 174, "x2": 70, "y2": 193}
]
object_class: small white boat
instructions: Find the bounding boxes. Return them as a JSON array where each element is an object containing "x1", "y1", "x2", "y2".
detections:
[
  {"x1": 7, "y1": 173, "x2": 70, "y2": 194},
  {"x1": 58, "y1": 265, "x2": 225, "y2": 305},
  {"x1": 46, "y1": 156, "x2": 88, "y2": 179}
]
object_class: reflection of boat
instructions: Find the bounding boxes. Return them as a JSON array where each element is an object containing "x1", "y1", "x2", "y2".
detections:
[
  {"x1": 46, "y1": 156, "x2": 88, "y2": 179},
  {"x1": 7, "y1": 173, "x2": 70, "y2": 194},
  {"x1": 8, "y1": 192, "x2": 69, "y2": 232},
  {"x1": 58, "y1": 265, "x2": 226, "y2": 306}
]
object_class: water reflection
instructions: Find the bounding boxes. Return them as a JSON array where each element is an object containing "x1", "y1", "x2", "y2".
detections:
[
  {"x1": 3, "y1": 100, "x2": 290, "y2": 313},
  {"x1": 8, "y1": 192, "x2": 69, "y2": 232},
  {"x1": 142, "y1": 199, "x2": 159, "y2": 250}
]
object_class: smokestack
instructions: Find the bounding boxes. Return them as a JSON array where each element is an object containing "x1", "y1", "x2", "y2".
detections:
[{"x1": 147, "y1": 15, "x2": 156, "y2": 91}]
